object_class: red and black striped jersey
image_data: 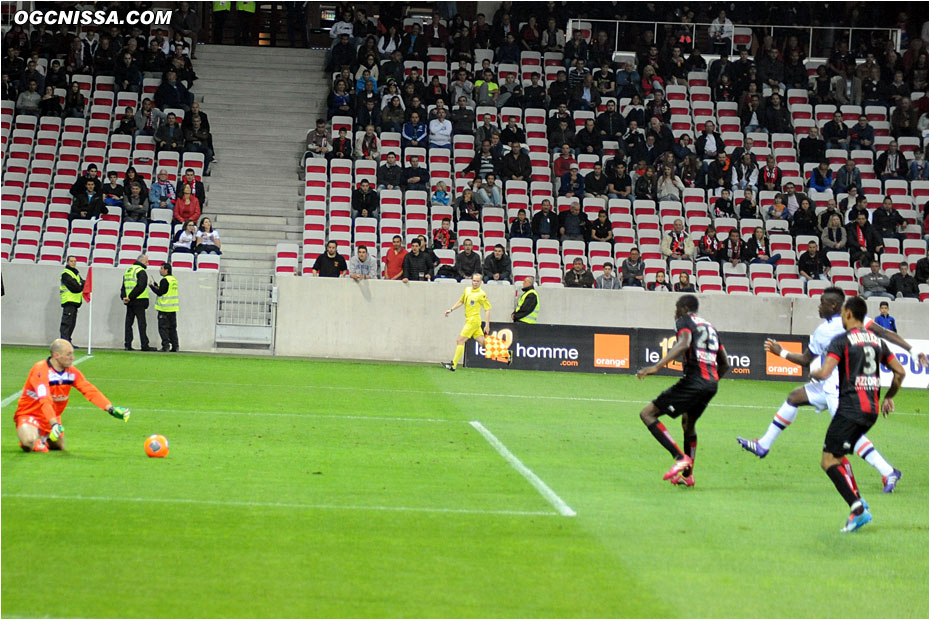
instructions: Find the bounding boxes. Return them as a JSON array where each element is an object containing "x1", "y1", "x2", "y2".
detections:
[
  {"x1": 825, "y1": 327, "x2": 894, "y2": 422},
  {"x1": 675, "y1": 314, "x2": 721, "y2": 384}
]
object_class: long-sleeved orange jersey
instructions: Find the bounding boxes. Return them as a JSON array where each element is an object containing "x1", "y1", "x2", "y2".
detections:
[{"x1": 13, "y1": 359, "x2": 111, "y2": 434}]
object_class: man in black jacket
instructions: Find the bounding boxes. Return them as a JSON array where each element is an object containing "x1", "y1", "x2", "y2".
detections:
[
  {"x1": 482, "y1": 244, "x2": 512, "y2": 283},
  {"x1": 872, "y1": 196, "x2": 906, "y2": 243},
  {"x1": 531, "y1": 200, "x2": 560, "y2": 241},
  {"x1": 69, "y1": 164, "x2": 102, "y2": 198},
  {"x1": 351, "y1": 179, "x2": 379, "y2": 218},
  {"x1": 846, "y1": 212, "x2": 884, "y2": 267},
  {"x1": 59, "y1": 256, "x2": 84, "y2": 343},
  {"x1": 596, "y1": 99, "x2": 626, "y2": 143},
  {"x1": 695, "y1": 121, "x2": 724, "y2": 161},
  {"x1": 450, "y1": 96, "x2": 475, "y2": 135},
  {"x1": 402, "y1": 238, "x2": 433, "y2": 282},
  {"x1": 511, "y1": 277, "x2": 539, "y2": 323},
  {"x1": 453, "y1": 239, "x2": 482, "y2": 281},
  {"x1": 575, "y1": 118, "x2": 603, "y2": 156},
  {"x1": 69, "y1": 179, "x2": 107, "y2": 222},
  {"x1": 499, "y1": 141, "x2": 531, "y2": 181},
  {"x1": 120, "y1": 254, "x2": 155, "y2": 351}
]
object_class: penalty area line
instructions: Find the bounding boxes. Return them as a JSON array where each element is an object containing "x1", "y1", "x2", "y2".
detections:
[
  {"x1": 469, "y1": 420, "x2": 577, "y2": 518},
  {"x1": 0, "y1": 355, "x2": 92, "y2": 409},
  {"x1": 0, "y1": 492, "x2": 558, "y2": 518}
]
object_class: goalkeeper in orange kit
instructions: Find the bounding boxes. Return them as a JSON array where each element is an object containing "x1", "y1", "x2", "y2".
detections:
[{"x1": 13, "y1": 339, "x2": 131, "y2": 452}]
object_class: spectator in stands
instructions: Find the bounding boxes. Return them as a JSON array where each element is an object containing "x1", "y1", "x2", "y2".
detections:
[
  {"x1": 475, "y1": 69, "x2": 500, "y2": 107},
  {"x1": 532, "y1": 199, "x2": 559, "y2": 241},
  {"x1": 312, "y1": 241, "x2": 349, "y2": 278},
  {"x1": 376, "y1": 152, "x2": 402, "y2": 191},
  {"x1": 154, "y1": 70, "x2": 192, "y2": 112},
  {"x1": 822, "y1": 112, "x2": 849, "y2": 151},
  {"x1": 172, "y1": 219, "x2": 197, "y2": 254},
  {"x1": 890, "y1": 263, "x2": 919, "y2": 299},
  {"x1": 846, "y1": 193, "x2": 870, "y2": 223},
  {"x1": 150, "y1": 169, "x2": 177, "y2": 214},
  {"x1": 729, "y1": 152, "x2": 758, "y2": 194},
  {"x1": 304, "y1": 119, "x2": 331, "y2": 166},
  {"x1": 798, "y1": 240, "x2": 831, "y2": 285},
  {"x1": 915, "y1": 257, "x2": 929, "y2": 285},
  {"x1": 114, "y1": 52, "x2": 142, "y2": 94},
  {"x1": 69, "y1": 179, "x2": 106, "y2": 222},
  {"x1": 500, "y1": 141, "x2": 531, "y2": 182},
  {"x1": 540, "y1": 17, "x2": 564, "y2": 53},
  {"x1": 549, "y1": 118, "x2": 576, "y2": 155},
  {"x1": 708, "y1": 9, "x2": 733, "y2": 54},
  {"x1": 872, "y1": 196, "x2": 906, "y2": 243},
  {"x1": 155, "y1": 113, "x2": 184, "y2": 154},
  {"x1": 36, "y1": 84, "x2": 61, "y2": 117},
  {"x1": 499, "y1": 116, "x2": 526, "y2": 147},
  {"x1": 861, "y1": 66, "x2": 889, "y2": 108},
  {"x1": 672, "y1": 134, "x2": 695, "y2": 165},
  {"x1": 589, "y1": 209, "x2": 613, "y2": 244},
  {"x1": 847, "y1": 211, "x2": 884, "y2": 267},
  {"x1": 326, "y1": 127, "x2": 351, "y2": 161},
  {"x1": 661, "y1": 218, "x2": 695, "y2": 261},
  {"x1": 173, "y1": 184, "x2": 201, "y2": 226},
  {"x1": 380, "y1": 96, "x2": 405, "y2": 133},
  {"x1": 563, "y1": 258, "x2": 594, "y2": 288},
  {"x1": 758, "y1": 48, "x2": 786, "y2": 94},
  {"x1": 808, "y1": 160, "x2": 834, "y2": 192},
  {"x1": 356, "y1": 99, "x2": 381, "y2": 131},
  {"x1": 657, "y1": 166, "x2": 685, "y2": 202},
  {"x1": 131, "y1": 98, "x2": 162, "y2": 138},
  {"x1": 596, "y1": 99, "x2": 626, "y2": 141},
  {"x1": 381, "y1": 235, "x2": 407, "y2": 281},
  {"x1": 644, "y1": 89, "x2": 670, "y2": 124},
  {"x1": 586, "y1": 164, "x2": 610, "y2": 200},
  {"x1": 195, "y1": 217, "x2": 221, "y2": 255},
  {"x1": 425, "y1": 107, "x2": 453, "y2": 154},
  {"x1": 510, "y1": 209, "x2": 532, "y2": 239},
  {"x1": 558, "y1": 201, "x2": 589, "y2": 242},
  {"x1": 767, "y1": 194, "x2": 791, "y2": 222},
  {"x1": 377, "y1": 25, "x2": 401, "y2": 59},
  {"x1": 327, "y1": 79, "x2": 354, "y2": 119},
  {"x1": 645, "y1": 117, "x2": 673, "y2": 155},
  {"x1": 547, "y1": 70, "x2": 571, "y2": 109},
  {"x1": 402, "y1": 155, "x2": 428, "y2": 193},
  {"x1": 449, "y1": 97, "x2": 475, "y2": 137},
  {"x1": 17, "y1": 59, "x2": 42, "y2": 94},
  {"x1": 615, "y1": 62, "x2": 640, "y2": 99},
  {"x1": 761, "y1": 93, "x2": 792, "y2": 134},
  {"x1": 560, "y1": 165, "x2": 586, "y2": 200},
  {"x1": 818, "y1": 199, "x2": 843, "y2": 232},
  {"x1": 835, "y1": 158, "x2": 862, "y2": 194},
  {"x1": 113, "y1": 105, "x2": 137, "y2": 136},
  {"x1": 705, "y1": 152, "x2": 730, "y2": 196},
  {"x1": 350, "y1": 179, "x2": 379, "y2": 219},
  {"x1": 348, "y1": 245, "x2": 379, "y2": 280},
  {"x1": 798, "y1": 127, "x2": 827, "y2": 167},
  {"x1": 184, "y1": 117, "x2": 213, "y2": 175},
  {"x1": 712, "y1": 189, "x2": 735, "y2": 218},
  {"x1": 648, "y1": 271, "x2": 672, "y2": 291},
  {"x1": 482, "y1": 244, "x2": 512, "y2": 284},
  {"x1": 433, "y1": 218, "x2": 458, "y2": 250},
  {"x1": 717, "y1": 229, "x2": 746, "y2": 269},
  {"x1": 821, "y1": 213, "x2": 847, "y2": 254},
  {"x1": 70, "y1": 165, "x2": 102, "y2": 198},
  {"x1": 453, "y1": 239, "x2": 481, "y2": 281},
  {"x1": 591, "y1": 261, "x2": 619, "y2": 290},
  {"x1": 847, "y1": 115, "x2": 874, "y2": 151},
  {"x1": 475, "y1": 113, "x2": 500, "y2": 147},
  {"x1": 874, "y1": 140, "x2": 908, "y2": 185},
  {"x1": 474, "y1": 173, "x2": 503, "y2": 208},
  {"x1": 349, "y1": 124, "x2": 378, "y2": 162},
  {"x1": 401, "y1": 111, "x2": 427, "y2": 150},
  {"x1": 570, "y1": 73, "x2": 600, "y2": 112},
  {"x1": 401, "y1": 238, "x2": 433, "y2": 282},
  {"x1": 675, "y1": 272, "x2": 697, "y2": 292},
  {"x1": 696, "y1": 224, "x2": 721, "y2": 262},
  {"x1": 123, "y1": 182, "x2": 149, "y2": 224},
  {"x1": 449, "y1": 70, "x2": 475, "y2": 105},
  {"x1": 619, "y1": 247, "x2": 644, "y2": 288},
  {"x1": 775, "y1": 182, "x2": 810, "y2": 218},
  {"x1": 909, "y1": 147, "x2": 928, "y2": 180},
  {"x1": 1, "y1": 72, "x2": 16, "y2": 102},
  {"x1": 430, "y1": 181, "x2": 450, "y2": 207},
  {"x1": 752, "y1": 156, "x2": 780, "y2": 194},
  {"x1": 607, "y1": 161, "x2": 633, "y2": 200},
  {"x1": 872, "y1": 301, "x2": 896, "y2": 331},
  {"x1": 694, "y1": 120, "x2": 724, "y2": 162},
  {"x1": 860, "y1": 260, "x2": 894, "y2": 300},
  {"x1": 463, "y1": 140, "x2": 501, "y2": 181},
  {"x1": 745, "y1": 227, "x2": 781, "y2": 266},
  {"x1": 791, "y1": 198, "x2": 820, "y2": 237},
  {"x1": 101, "y1": 171, "x2": 124, "y2": 209},
  {"x1": 634, "y1": 165, "x2": 658, "y2": 201},
  {"x1": 123, "y1": 166, "x2": 147, "y2": 199},
  {"x1": 15, "y1": 78, "x2": 39, "y2": 115},
  {"x1": 739, "y1": 93, "x2": 763, "y2": 133}
]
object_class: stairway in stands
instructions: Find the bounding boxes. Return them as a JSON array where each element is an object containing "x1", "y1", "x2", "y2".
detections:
[{"x1": 191, "y1": 44, "x2": 327, "y2": 348}]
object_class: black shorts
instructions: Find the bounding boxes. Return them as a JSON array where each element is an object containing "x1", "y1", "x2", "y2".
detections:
[
  {"x1": 653, "y1": 379, "x2": 718, "y2": 420},
  {"x1": 823, "y1": 412, "x2": 876, "y2": 456}
]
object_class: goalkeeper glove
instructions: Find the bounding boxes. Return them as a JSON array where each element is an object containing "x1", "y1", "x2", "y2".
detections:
[
  {"x1": 50, "y1": 422, "x2": 64, "y2": 442},
  {"x1": 107, "y1": 406, "x2": 131, "y2": 422}
]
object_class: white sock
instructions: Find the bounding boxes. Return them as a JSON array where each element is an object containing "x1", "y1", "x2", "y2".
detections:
[
  {"x1": 854, "y1": 435, "x2": 894, "y2": 477},
  {"x1": 758, "y1": 401, "x2": 798, "y2": 450}
]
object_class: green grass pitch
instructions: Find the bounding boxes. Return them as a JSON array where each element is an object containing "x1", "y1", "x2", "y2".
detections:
[{"x1": 2, "y1": 345, "x2": 927, "y2": 618}]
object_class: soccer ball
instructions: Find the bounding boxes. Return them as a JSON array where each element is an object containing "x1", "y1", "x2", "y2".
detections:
[{"x1": 144, "y1": 434, "x2": 170, "y2": 458}]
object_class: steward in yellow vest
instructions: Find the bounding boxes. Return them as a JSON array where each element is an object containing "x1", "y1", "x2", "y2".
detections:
[
  {"x1": 120, "y1": 254, "x2": 155, "y2": 351},
  {"x1": 59, "y1": 255, "x2": 83, "y2": 342},
  {"x1": 511, "y1": 277, "x2": 539, "y2": 324},
  {"x1": 235, "y1": 1, "x2": 255, "y2": 45},
  {"x1": 149, "y1": 263, "x2": 180, "y2": 352},
  {"x1": 212, "y1": 1, "x2": 231, "y2": 45}
]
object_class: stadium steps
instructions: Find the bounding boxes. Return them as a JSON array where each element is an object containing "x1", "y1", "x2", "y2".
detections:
[{"x1": 192, "y1": 45, "x2": 326, "y2": 349}]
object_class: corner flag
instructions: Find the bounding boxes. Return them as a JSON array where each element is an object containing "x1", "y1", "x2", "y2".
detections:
[{"x1": 82, "y1": 267, "x2": 93, "y2": 302}]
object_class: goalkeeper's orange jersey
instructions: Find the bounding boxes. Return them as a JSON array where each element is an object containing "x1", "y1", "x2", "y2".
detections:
[{"x1": 13, "y1": 359, "x2": 111, "y2": 433}]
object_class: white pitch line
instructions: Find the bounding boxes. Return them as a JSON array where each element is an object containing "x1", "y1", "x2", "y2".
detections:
[
  {"x1": 1, "y1": 492, "x2": 557, "y2": 518},
  {"x1": 469, "y1": 420, "x2": 576, "y2": 518},
  {"x1": 76, "y1": 376, "x2": 929, "y2": 416},
  {"x1": 65, "y1": 405, "x2": 451, "y2": 423},
  {"x1": 0, "y1": 354, "x2": 92, "y2": 408}
]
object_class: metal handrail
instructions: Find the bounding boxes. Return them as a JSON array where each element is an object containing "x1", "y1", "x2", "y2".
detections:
[{"x1": 567, "y1": 18, "x2": 901, "y2": 60}]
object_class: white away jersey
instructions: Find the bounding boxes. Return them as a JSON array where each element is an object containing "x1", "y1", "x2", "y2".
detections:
[{"x1": 808, "y1": 314, "x2": 873, "y2": 396}]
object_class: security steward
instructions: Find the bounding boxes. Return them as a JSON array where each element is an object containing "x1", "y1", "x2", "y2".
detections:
[
  {"x1": 511, "y1": 276, "x2": 539, "y2": 323},
  {"x1": 235, "y1": 1, "x2": 255, "y2": 45},
  {"x1": 120, "y1": 253, "x2": 155, "y2": 351},
  {"x1": 212, "y1": 1, "x2": 231, "y2": 44},
  {"x1": 59, "y1": 255, "x2": 84, "y2": 342},
  {"x1": 149, "y1": 263, "x2": 180, "y2": 352}
]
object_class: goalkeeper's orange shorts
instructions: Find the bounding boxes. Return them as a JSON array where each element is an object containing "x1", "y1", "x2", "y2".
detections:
[{"x1": 460, "y1": 320, "x2": 484, "y2": 340}]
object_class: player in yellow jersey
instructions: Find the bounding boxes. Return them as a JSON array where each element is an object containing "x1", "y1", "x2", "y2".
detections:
[{"x1": 442, "y1": 273, "x2": 492, "y2": 371}]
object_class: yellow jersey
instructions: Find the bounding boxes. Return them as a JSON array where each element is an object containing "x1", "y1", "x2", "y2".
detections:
[{"x1": 459, "y1": 286, "x2": 491, "y2": 323}]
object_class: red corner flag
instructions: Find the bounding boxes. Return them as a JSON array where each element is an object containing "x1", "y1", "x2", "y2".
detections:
[{"x1": 82, "y1": 267, "x2": 93, "y2": 302}]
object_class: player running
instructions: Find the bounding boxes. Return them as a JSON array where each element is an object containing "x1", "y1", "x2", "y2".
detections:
[
  {"x1": 810, "y1": 296, "x2": 906, "y2": 532},
  {"x1": 737, "y1": 287, "x2": 925, "y2": 492},
  {"x1": 636, "y1": 294, "x2": 730, "y2": 486},
  {"x1": 441, "y1": 273, "x2": 492, "y2": 371},
  {"x1": 13, "y1": 339, "x2": 131, "y2": 452}
]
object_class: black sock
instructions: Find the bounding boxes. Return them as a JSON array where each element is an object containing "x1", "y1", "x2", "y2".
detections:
[
  {"x1": 647, "y1": 421, "x2": 684, "y2": 460},
  {"x1": 826, "y1": 464, "x2": 860, "y2": 507},
  {"x1": 683, "y1": 434, "x2": 697, "y2": 476}
]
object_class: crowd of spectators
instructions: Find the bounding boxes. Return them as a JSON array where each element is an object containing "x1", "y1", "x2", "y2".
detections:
[
  {"x1": 304, "y1": 2, "x2": 928, "y2": 296},
  {"x1": 3, "y1": 3, "x2": 222, "y2": 261}
]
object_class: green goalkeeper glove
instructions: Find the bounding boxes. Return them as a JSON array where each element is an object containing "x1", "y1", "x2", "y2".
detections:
[
  {"x1": 50, "y1": 423, "x2": 64, "y2": 442},
  {"x1": 107, "y1": 406, "x2": 131, "y2": 422}
]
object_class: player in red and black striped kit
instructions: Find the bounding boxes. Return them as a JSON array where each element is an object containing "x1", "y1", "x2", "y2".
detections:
[
  {"x1": 636, "y1": 295, "x2": 730, "y2": 486},
  {"x1": 811, "y1": 296, "x2": 905, "y2": 533}
]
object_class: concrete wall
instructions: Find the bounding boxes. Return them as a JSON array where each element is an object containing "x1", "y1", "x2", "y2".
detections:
[
  {"x1": 1, "y1": 263, "x2": 218, "y2": 351},
  {"x1": 274, "y1": 278, "x2": 929, "y2": 363}
]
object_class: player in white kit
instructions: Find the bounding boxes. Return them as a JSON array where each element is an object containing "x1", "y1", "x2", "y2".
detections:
[{"x1": 737, "y1": 287, "x2": 927, "y2": 492}]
